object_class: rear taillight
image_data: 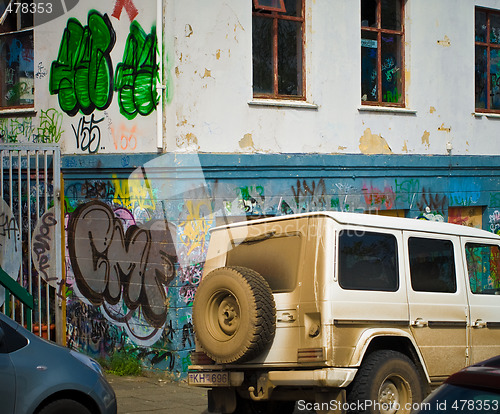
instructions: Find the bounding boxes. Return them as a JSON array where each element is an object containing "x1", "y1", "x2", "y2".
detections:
[
  {"x1": 297, "y1": 348, "x2": 325, "y2": 363},
  {"x1": 190, "y1": 351, "x2": 215, "y2": 365}
]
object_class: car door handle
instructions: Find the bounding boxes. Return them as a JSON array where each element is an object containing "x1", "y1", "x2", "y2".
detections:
[
  {"x1": 472, "y1": 319, "x2": 487, "y2": 329},
  {"x1": 410, "y1": 318, "x2": 428, "y2": 328}
]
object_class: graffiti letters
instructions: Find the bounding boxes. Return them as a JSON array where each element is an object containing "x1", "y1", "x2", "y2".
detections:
[
  {"x1": 67, "y1": 201, "x2": 177, "y2": 329},
  {"x1": 112, "y1": 0, "x2": 139, "y2": 22},
  {"x1": 32, "y1": 208, "x2": 59, "y2": 287},
  {"x1": 72, "y1": 114, "x2": 104, "y2": 154},
  {"x1": 114, "y1": 21, "x2": 159, "y2": 119},
  {"x1": 50, "y1": 11, "x2": 116, "y2": 116}
]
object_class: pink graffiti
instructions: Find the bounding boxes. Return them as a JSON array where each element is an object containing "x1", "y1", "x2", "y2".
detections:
[{"x1": 112, "y1": 0, "x2": 138, "y2": 21}]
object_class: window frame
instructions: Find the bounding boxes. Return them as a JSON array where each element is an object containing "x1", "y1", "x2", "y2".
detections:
[
  {"x1": 361, "y1": 0, "x2": 405, "y2": 108},
  {"x1": 252, "y1": 0, "x2": 306, "y2": 100},
  {"x1": 0, "y1": 1, "x2": 35, "y2": 111},
  {"x1": 475, "y1": 7, "x2": 500, "y2": 113}
]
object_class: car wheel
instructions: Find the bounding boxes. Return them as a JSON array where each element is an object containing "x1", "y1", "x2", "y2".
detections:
[
  {"x1": 347, "y1": 350, "x2": 423, "y2": 414},
  {"x1": 38, "y1": 399, "x2": 92, "y2": 414},
  {"x1": 193, "y1": 266, "x2": 276, "y2": 364}
]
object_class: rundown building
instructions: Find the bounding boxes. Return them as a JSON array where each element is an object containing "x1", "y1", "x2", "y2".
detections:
[{"x1": 1, "y1": 0, "x2": 500, "y2": 378}]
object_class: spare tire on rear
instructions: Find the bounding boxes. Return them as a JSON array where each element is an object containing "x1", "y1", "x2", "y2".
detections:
[{"x1": 192, "y1": 266, "x2": 276, "y2": 364}]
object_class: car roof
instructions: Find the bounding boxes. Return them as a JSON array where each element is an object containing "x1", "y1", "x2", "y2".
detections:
[
  {"x1": 445, "y1": 356, "x2": 500, "y2": 392},
  {"x1": 214, "y1": 211, "x2": 500, "y2": 240}
]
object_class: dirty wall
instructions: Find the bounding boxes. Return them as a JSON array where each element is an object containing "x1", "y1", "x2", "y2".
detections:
[{"x1": 62, "y1": 152, "x2": 500, "y2": 378}]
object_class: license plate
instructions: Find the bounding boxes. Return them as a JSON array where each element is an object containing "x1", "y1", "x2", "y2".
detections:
[{"x1": 188, "y1": 372, "x2": 230, "y2": 387}]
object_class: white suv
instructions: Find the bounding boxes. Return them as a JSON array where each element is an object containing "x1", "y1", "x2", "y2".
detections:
[{"x1": 188, "y1": 212, "x2": 500, "y2": 414}]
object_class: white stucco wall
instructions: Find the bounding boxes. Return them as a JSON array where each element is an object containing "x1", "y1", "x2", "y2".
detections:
[{"x1": 166, "y1": 0, "x2": 500, "y2": 156}]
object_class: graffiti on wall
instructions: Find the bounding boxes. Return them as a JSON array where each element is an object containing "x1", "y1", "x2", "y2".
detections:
[
  {"x1": 67, "y1": 201, "x2": 177, "y2": 335},
  {"x1": 0, "y1": 109, "x2": 64, "y2": 144},
  {"x1": 49, "y1": 11, "x2": 116, "y2": 116},
  {"x1": 114, "y1": 21, "x2": 159, "y2": 120}
]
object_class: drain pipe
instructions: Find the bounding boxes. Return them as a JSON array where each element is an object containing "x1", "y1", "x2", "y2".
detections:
[{"x1": 156, "y1": 0, "x2": 164, "y2": 151}]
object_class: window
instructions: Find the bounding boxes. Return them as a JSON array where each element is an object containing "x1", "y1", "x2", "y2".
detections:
[
  {"x1": 475, "y1": 8, "x2": 500, "y2": 112},
  {"x1": 0, "y1": 0, "x2": 34, "y2": 109},
  {"x1": 409, "y1": 238, "x2": 457, "y2": 293},
  {"x1": 465, "y1": 243, "x2": 500, "y2": 294},
  {"x1": 339, "y1": 230, "x2": 398, "y2": 291},
  {"x1": 252, "y1": 0, "x2": 304, "y2": 99},
  {"x1": 361, "y1": 0, "x2": 404, "y2": 106},
  {"x1": 226, "y1": 233, "x2": 301, "y2": 292}
]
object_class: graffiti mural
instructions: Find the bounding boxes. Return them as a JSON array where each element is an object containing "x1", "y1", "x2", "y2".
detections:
[
  {"x1": 114, "y1": 21, "x2": 159, "y2": 119},
  {"x1": 49, "y1": 10, "x2": 116, "y2": 116},
  {"x1": 67, "y1": 201, "x2": 177, "y2": 331}
]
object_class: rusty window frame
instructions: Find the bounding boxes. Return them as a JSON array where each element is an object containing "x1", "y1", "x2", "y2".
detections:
[
  {"x1": 252, "y1": 0, "x2": 306, "y2": 100},
  {"x1": 361, "y1": 0, "x2": 405, "y2": 107},
  {"x1": 253, "y1": 0, "x2": 286, "y2": 13},
  {"x1": 0, "y1": 0, "x2": 34, "y2": 110},
  {"x1": 475, "y1": 7, "x2": 500, "y2": 113}
]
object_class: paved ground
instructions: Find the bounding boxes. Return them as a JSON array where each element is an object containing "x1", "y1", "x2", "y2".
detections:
[{"x1": 106, "y1": 373, "x2": 209, "y2": 414}]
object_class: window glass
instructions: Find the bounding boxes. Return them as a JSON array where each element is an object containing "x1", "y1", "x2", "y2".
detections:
[
  {"x1": 381, "y1": 0, "x2": 401, "y2": 30},
  {"x1": 361, "y1": 0, "x2": 404, "y2": 106},
  {"x1": 278, "y1": 19, "x2": 302, "y2": 95},
  {"x1": 381, "y1": 33, "x2": 403, "y2": 104},
  {"x1": 0, "y1": 320, "x2": 28, "y2": 354},
  {"x1": 476, "y1": 10, "x2": 487, "y2": 42},
  {"x1": 475, "y1": 8, "x2": 500, "y2": 112},
  {"x1": 465, "y1": 243, "x2": 500, "y2": 295},
  {"x1": 0, "y1": 0, "x2": 34, "y2": 109},
  {"x1": 252, "y1": 0, "x2": 304, "y2": 98},
  {"x1": 361, "y1": 0, "x2": 377, "y2": 28},
  {"x1": 361, "y1": 31, "x2": 378, "y2": 102},
  {"x1": 226, "y1": 234, "x2": 301, "y2": 292},
  {"x1": 339, "y1": 230, "x2": 398, "y2": 291},
  {"x1": 409, "y1": 238, "x2": 457, "y2": 293},
  {"x1": 253, "y1": 17, "x2": 273, "y2": 94}
]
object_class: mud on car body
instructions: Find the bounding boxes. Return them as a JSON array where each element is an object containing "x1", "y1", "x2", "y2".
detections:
[{"x1": 188, "y1": 212, "x2": 500, "y2": 414}]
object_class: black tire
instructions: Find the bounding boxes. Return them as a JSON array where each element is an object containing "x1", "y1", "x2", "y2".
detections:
[
  {"x1": 38, "y1": 399, "x2": 92, "y2": 414},
  {"x1": 347, "y1": 350, "x2": 423, "y2": 414},
  {"x1": 193, "y1": 266, "x2": 276, "y2": 364}
]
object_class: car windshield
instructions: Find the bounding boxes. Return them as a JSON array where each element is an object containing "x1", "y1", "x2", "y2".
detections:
[{"x1": 416, "y1": 384, "x2": 500, "y2": 413}]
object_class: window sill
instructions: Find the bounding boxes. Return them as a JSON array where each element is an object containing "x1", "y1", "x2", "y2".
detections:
[
  {"x1": 358, "y1": 106, "x2": 417, "y2": 115},
  {"x1": 474, "y1": 112, "x2": 500, "y2": 119},
  {"x1": 0, "y1": 108, "x2": 37, "y2": 117},
  {"x1": 248, "y1": 99, "x2": 318, "y2": 110}
]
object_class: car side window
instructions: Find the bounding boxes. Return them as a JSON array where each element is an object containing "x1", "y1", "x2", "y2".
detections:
[
  {"x1": 465, "y1": 243, "x2": 500, "y2": 295},
  {"x1": 339, "y1": 230, "x2": 398, "y2": 291},
  {"x1": 409, "y1": 237, "x2": 457, "y2": 293},
  {"x1": 0, "y1": 320, "x2": 28, "y2": 353}
]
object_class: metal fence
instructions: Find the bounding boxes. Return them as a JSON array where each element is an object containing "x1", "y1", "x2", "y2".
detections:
[{"x1": 0, "y1": 144, "x2": 63, "y2": 343}]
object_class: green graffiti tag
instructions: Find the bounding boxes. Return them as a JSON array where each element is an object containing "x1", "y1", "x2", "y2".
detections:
[
  {"x1": 49, "y1": 11, "x2": 116, "y2": 116},
  {"x1": 114, "y1": 21, "x2": 160, "y2": 120}
]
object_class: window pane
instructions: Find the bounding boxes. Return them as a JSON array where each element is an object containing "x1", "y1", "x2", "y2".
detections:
[
  {"x1": 491, "y1": 13, "x2": 500, "y2": 44},
  {"x1": 339, "y1": 230, "x2": 398, "y2": 292},
  {"x1": 361, "y1": 0, "x2": 377, "y2": 28},
  {"x1": 381, "y1": 0, "x2": 401, "y2": 31},
  {"x1": 0, "y1": 30, "x2": 34, "y2": 108},
  {"x1": 465, "y1": 243, "x2": 500, "y2": 294},
  {"x1": 409, "y1": 238, "x2": 457, "y2": 293},
  {"x1": 475, "y1": 45, "x2": 487, "y2": 109},
  {"x1": 253, "y1": 17, "x2": 273, "y2": 95},
  {"x1": 361, "y1": 30, "x2": 378, "y2": 102},
  {"x1": 381, "y1": 34, "x2": 403, "y2": 103},
  {"x1": 475, "y1": 10, "x2": 487, "y2": 42},
  {"x1": 282, "y1": 0, "x2": 301, "y2": 17},
  {"x1": 490, "y1": 48, "x2": 500, "y2": 109},
  {"x1": 278, "y1": 19, "x2": 302, "y2": 96}
]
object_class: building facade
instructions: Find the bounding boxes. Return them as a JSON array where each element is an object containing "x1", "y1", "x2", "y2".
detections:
[{"x1": 2, "y1": 0, "x2": 500, "y2": 378}]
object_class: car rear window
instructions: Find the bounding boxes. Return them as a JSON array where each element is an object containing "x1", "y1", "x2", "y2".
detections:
[
  {"x1": 338, "y1": 230, "x2": 399, "y2": 291},
  {"x1": 226, "y1": 234, "x2": 302, "y2": 292},
  {"x1": 465, "y1": 243, "x2": 500, "y2": 295}
]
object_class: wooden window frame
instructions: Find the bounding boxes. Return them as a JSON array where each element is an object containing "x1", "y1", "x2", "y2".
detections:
[
  {"x1": 361, "y1": 0, "x2": 405, "y2": 108},
  {"x1": 252, "y1": 0, "x2": 306, "y2": 100},
  {"x1": 253, "y1": 0, "x2": 286, "y2": 13},
  {"x1": 475, "y1": 7, "x2": 500, "y2": 113},
  {"x1": 0, "y1": 1, "x2": 34, "y2": 110}
]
